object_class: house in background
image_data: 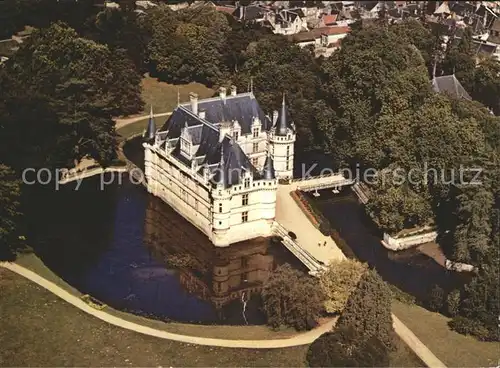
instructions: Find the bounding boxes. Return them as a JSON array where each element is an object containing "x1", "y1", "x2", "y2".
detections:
[{"x1": 288, "y1": 25, "x2": 350, "y2": 57}]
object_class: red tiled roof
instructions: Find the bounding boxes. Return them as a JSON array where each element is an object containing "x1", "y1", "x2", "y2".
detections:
[
  {"x1": 321, "y1": 26, "x2": 350, "y2": 36},
  {"x1": 215, "y1": 6, "x2": 236, "y2": 15},
  {"x1": 322, "y1": 14, "x2": 338, "y2": 25}
]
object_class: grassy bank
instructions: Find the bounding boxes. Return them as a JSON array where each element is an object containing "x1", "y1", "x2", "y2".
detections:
[
  {"x1": 392, "y1": 301, "x2": 500, "y2": 367},
  {"x1": 0, "y1": 268, "x2": 308, "y2": 367},
  {"x1": 13, "y1": 253, "x2": 296, "y2": 340},
  {"x1": 141, "y1": 76, "x2": 214, "y2": 114},
  {"x1": 1, "y1": 266, "x2": 421, "y2": 367}
]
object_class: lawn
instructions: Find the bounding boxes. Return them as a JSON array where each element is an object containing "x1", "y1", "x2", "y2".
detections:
[
  {"x1": 392, "y1": 301, "x2": 500, "y2": 367},
  {"x1": 116, "y1": 117, "x2": 151, "y2": 140},
  {"x1": 141, "y1": 76, "x2": 214, "y2": 114},
  {"x1": 4, "y1": 256, "x2": 422, "y2": 367},
  {"x1": 0, "y1": 268, "x2": 307, "y2": 367}
]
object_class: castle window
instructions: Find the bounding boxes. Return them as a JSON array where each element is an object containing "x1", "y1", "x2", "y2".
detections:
[
  {"x1": 286, "y1": 146, "x2": 290, "y2": 154},
  {"x1": 253, "y1": 142, "x2": 258, "y2": 153},
  {"x1": 286, "y1": 160, "x2": 290, "y2": 171},
  {"x1": 219, "y1": 203, "x2": 223, "y2": 213},
  {"x1": 180, "y1": 138, "x2": 191, "y2": 157},
  {"x1": 244, "y1": 178, "x2": 250, "y2": 188},
  {"x1": 252, "y1": 127, "x2": 259, "y2": 138},
  {"x1": 252, "y1": 157, "x2": 258, "y2": 166},
  {"x1": 233, "y1": 131, "x2": 239, "y2": 141},
  {"x1": 242, "y1": 211, "x2": 248, "y2": 223},
  {"x1": 242, "y1": 194, "x2": 248, "y2": 206},
  {"x1": 194, "y1": 199, "x2": 198, "y2": 210}
]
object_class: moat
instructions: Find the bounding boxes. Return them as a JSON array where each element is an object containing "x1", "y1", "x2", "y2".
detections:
[{"x1": 22, "y1": 146, "x2": 465, "y2": 324}]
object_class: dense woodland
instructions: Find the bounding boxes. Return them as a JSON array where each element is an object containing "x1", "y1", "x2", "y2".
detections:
[{"x1": 0, "y1": 1, "x2": 498, "y2": 342}]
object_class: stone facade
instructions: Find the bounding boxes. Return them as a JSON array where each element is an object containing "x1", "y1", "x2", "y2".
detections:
[{"x1": 143, "y1": 87, "x2": 296, "y2": 247}]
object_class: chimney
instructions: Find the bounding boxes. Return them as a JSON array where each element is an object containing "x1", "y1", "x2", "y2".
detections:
[
  {"x1": 190, "y1": 92, "x2": 198, "y2": 115},
  {"x1": 219, "y1": 121, "x2": 232, "y2": 142},
  {"x1": 219, "y1": 87, "x2": 227, "y2": 99},
  {"x1": 230, "y1": 85, "x2": 237, "y2": 96},
  {"x1": 272, "y1": 110, "x2": 279, "y2": 125},
  {"x1": 199, "y1": 109, "x2": 206, "y2": 119}
]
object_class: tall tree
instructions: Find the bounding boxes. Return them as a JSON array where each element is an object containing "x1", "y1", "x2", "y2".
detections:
[
  {"x1": 0, "y1": 22, "x2": 142, "y2": 171},
  {"x1": 336, "y1": 269, "x2": 396, "y2": 350},
  {"x1": 262, "y1": 263, "x2": 324, "y2": 331}
]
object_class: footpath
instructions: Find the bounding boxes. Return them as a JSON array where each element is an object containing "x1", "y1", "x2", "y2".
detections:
[{"x1": 0, "y1": 261, "x2": 446, "y2": 367}]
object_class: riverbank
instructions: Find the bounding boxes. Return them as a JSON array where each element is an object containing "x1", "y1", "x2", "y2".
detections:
[{"x1": 0, "y1": 264, "x2": 423, "y2": 367}]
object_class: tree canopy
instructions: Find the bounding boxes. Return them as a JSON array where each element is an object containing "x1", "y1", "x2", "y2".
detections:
[{"x1": 0, "y1": 22, "x2": 142, "y2": 171}]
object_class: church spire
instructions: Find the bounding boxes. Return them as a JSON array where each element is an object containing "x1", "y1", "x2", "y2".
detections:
[{"x1": 276, "y1": 93, "x2": 288, "y2": 136}]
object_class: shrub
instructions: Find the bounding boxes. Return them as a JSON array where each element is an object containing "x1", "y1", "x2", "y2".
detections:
[
  {"x1": 262, "y1": 264, "x2": 324, "y2": 331},
  {"x1": 388, "y1": 284, "x2": 416, "y2": 304},
  {"x1": 319, "y1": 259, "x2": 368, "y2": 314},
  {"x1": 428, "y1": 284, "x2": 445, "y2": 312},
  {"x1": 336, "y1": 269, "x2": 396, "y2": 350},
  {"x1": 449, "y1": 316, "x2": 490, "y2": 341},
  {"x1": 446, "y1": 289, "x2": 461, "y2": 317},
  {"x1": 307, "y1": 326, "x2": 390, "y2": 367}
]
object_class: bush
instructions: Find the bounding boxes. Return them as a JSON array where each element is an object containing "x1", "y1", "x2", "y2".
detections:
[
  {"x1": 388, "y1": 284, "x2": 416, "y2": 304},
  {"x1": 449, "y1": 317, "x2": 490, "y2": 341},
  {"x1": 319, "y1": 259, "x2": 368, "y2": 314},
  {"x1": 336, "y1": 269, "x2": 396, "y2": 350},
  {"x1": 428, "y1": 284, "x2": 445, "y2": 312},
  {"x1": 262, "y1": 264, "x2": 324, "y2": 331},
  {"x1": 446, "y1": 289, "x2": 461, "y2": 317},
  {"x1": 307, "y1": 326, "x2": 390, "y2": 367}
]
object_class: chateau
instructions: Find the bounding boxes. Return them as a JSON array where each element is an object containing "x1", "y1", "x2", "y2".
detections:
[{"x1": 143, "y1": 86, "x2": 296, "y2": 247}]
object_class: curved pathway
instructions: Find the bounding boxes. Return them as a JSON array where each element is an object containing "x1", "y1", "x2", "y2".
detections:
[
  {"x1": 0, "y1": 262, "x2": 334, "y2": 349},
  {"x1": 1, "y1": 262, "x2": 446, "y2": 366}
]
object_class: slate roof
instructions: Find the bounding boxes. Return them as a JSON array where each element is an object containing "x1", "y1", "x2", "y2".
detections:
[
  {"x1": 432, "y1": 75, "x2": 472, "y2": 100},
  {"x1": 157, "y1": 92, "x2": 284, "y2": 188}
]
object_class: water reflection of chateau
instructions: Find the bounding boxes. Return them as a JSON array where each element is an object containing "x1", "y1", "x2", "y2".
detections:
[{"x1": 144, "y1": 196, "x2": 275, "y2": 308}]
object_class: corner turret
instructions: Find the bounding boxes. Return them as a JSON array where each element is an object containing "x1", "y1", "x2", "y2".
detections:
[
  {"x1": 262, "y1": 150, "x2": 275, "y2": 180},
  {"x1": 276, "y1": 94, "x2": 288, "y2": 136},
  {"x1": 144, "y1": 105, "x2": 156, "y2": 142}
]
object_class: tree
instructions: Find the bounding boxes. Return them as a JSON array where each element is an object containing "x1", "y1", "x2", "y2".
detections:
[
  {"x1": 0, "y1": 23, "x2": 141, "y2": 171},
  {"x1": 336, "y1": 269, "x2": 396, "y2": 350},
  {"x1": 440, "y1": 27, "x2": 476, "y2": 92},
  {"x1": 147, "y1": 4, "x2": 229, "y2": 85},
  {"x1": 89, "y1": 7, "x2": 150, "y2": 72},
  {"x1": 0, "y1": 164, "x2": 24, "y2": 261},
  {"x1": 319, "y1": 259, "x2": 368, "y2": 314},
  {"x1": 307, "y1": 326, "x2": 390, "y2": 367},
  {"x1": 261, "y1": 263, "x2": 324, "y2": 330},
  {"x1": 472, "y1": 58, "x2": 500, "y2": 115}
]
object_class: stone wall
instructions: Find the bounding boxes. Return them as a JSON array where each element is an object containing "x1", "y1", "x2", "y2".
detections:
[{"x1": 382, "y1": 230, "x2": 437, "y2": 251}]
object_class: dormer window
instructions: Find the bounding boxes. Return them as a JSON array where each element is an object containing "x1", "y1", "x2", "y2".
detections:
[
  {"x1": 180, "y1": 123, "x2": 192, "y2": 158},
  {"x1": 252, "y1": 127, "x2": 259, "y2": 138},
  {"x1": 181, "y1": 138, "x2": 191, "y2": 155},
  {"x1": 233, "y1": 130, "x2": 239, "y2": 141}
]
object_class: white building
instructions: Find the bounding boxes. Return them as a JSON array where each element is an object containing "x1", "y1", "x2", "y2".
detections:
[{"x1": 143, "y1": 86, "x2": 296, "y2": 247}]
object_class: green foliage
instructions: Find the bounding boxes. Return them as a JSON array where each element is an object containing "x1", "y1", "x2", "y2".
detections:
[
  {"x1": 448, "y1": 316, "x2": 491, "y2": 341},
  {"x1": 336, "y1": 269, "x2": 396, "y2": 350},
  {"x1": 0, "y1": 22, "x2": 142, "y2": 171},
  {"x1": 319, "y1": 259, "x2": 368, "y2": 314},
  {"x1": 388, "y1": 284, "x2": 416, "y2": 305},
  {"x1": 147, "y1": 4, "x2": 229, "y2": 86},
  {"x1": 307, "y1": 326, "x2": 390, "y2": 367},
  {"x1": 446, "y1": 289, "x2": 461, "y2": 317},
  {"x1": 428, "y1": 284, "x2": 445, "y2": 312},
  {"x1": 472, "y1": 58, "x2": 500, "y2": 115},
  {"x1": 0, "y1": 164, "x2": 24, "y2": 261},
  {"x1": 262, "y1": 264, "x2": 324, "y2": 331}
]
